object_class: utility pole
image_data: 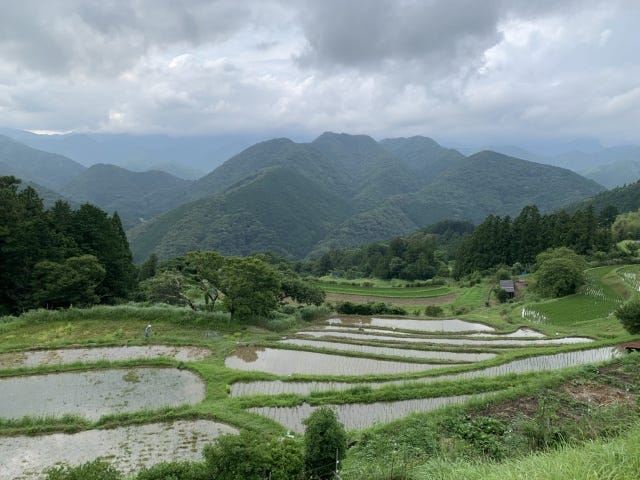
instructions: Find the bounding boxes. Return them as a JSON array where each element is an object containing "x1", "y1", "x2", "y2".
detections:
[{"x1": 333, "y1": 448, "x2": 343, "y2": 480}]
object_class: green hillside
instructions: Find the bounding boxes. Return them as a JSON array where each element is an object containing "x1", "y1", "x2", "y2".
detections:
[
  {"x1": 0, "y1": 135, "x2": 86, "y2": 190},
  {"x1": 129, "y1": 136, "x2": 606, "y2": 262},
  {"x1": 570, "y1": 179, "x2": 640, "y2": 214},
  {"x1": 129, "y1": 166, "x2": 354, "y2": 261},
  {"x1": 63, "y1": 164, "x2": 192, "y2": 229},
  {"x1": 379, "y1": 135, "x2": 466, "y2": 182}
]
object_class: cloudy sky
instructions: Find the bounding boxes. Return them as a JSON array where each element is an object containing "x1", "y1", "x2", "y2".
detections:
[{"x1": 0, "y1": 0, "x2": 638, "y2": 145}]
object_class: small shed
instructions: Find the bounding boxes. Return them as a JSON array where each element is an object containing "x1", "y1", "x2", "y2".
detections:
[
  {"x1": 621, "y1": 341, "x2": 640, "y2": 353},
  {"x1": 499, "y1": 280, "x2": 515, "y2": 298}
]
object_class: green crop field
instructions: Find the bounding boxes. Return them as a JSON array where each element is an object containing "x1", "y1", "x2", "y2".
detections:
[{"x1": 317, "y1": 282, "x2": 452, "y2": 298}]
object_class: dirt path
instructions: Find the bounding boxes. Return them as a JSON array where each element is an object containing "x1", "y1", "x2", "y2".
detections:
[{"x1": 325, "y1": 292, "x2": 459, "y2": 306}]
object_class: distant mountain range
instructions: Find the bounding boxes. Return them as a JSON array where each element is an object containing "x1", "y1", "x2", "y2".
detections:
[
  {"x1": 128, "y1": 133, "x2": 603, "y2": 261},
  {"x1": 458, "y1": 142, "x2": 640, "y2": 189},
  {"x1": 0, "y1": 128, "x2": 265, "y2": 180},
  {"x1": 0, "y1": 129, "x2": 617, "y2": 261}
]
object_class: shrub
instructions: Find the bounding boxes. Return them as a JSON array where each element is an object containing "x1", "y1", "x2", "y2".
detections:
[
  {"x1": 615, "y1": 297, "x2": 640, "y2": 334},
  {"x1": 135, "y1": 462, "x2": 209, "y2": 480},
  {"x1": 45, "y1": 460, "x2": 122, "y2": 480},
  {"x1": 424, "y1": 305, "x2": 443, "y2": 317},
  {"x1": 334, "y1": 301, "x2": 406, "y2": 316}
]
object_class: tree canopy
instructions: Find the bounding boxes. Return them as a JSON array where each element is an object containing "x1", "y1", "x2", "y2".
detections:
[
  {"x1": 534, "y1": 247, "x2": 587, "y2": 298},
  {"x1": 0, "y1": 176, "x2": 136, "y2": 314}
]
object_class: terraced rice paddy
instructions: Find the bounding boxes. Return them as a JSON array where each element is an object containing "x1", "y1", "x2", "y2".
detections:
[
  {"x1": 0, "y1": 368, "x2": 205, "y2": 420},
  {"x1": 280, "y1": 339, "x2": 496, "y2": 362},
  {"x1": 327, "y1": 317, "x2": 494, "y2": 332},
  {"x1": 225, "y1": 347, "x2": 461, "y2": 375},
  {"x1": 230, "y1": 347, "x2": 620, "y2": 397},
  {"x1": 298, "y1": 330, "x2": 593, "y2": 346},
  {"x1": 0, "y1": 345, "x2": 211, "y2": 369},
  {"x1": 0, "y1": 420, "x2": 237, "y2": 479},
  {"x1": 250, "y1": 393, "x2": 492, "y2": 433}
]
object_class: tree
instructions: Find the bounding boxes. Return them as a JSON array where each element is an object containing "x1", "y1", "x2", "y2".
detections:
[
  {"x1": 139, "y1": 271, "x2": 197, "y2": 310},
  {"x1": 218, "y1": 257, "x2": 281, "y2": 320},
  {"x1": 534, "y1": 248, "x2": 587, "y2": 297},
  {"x1": 31, "y1": 255, "x2": 106, "y2": 309},
  {"x1": 303, "y1": 407, "x2": 347, "y2": 480},
  {"x1": 615, "y1": 297, "x2": 640, "y2": 334},
  {"x1": 138, "y1": 253, "x2": 158, "y2": 282},
  {"x1": 203, "y1": 430, "x2": 303, "y2": 480},
  {"x1": 279, "y1": 273, "x2": 325, "y2": 306}
]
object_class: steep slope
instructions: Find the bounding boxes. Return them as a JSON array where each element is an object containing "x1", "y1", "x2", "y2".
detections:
[
  {"x1": 128, "y1": 166, "x2": 354, "y2": 261},
  {"x1": 309, "y1": 132, "x2": 421, "y2": 208},
  {"x1": 0, "y1": 135, "x2": 86, "y2": 189},
  {"x1": 310, "y1": 151, "x2": 605, "y2": 255},
  {"x1": 63, "y1": 164, "x2": 192, "y2": 229},
  {"x1": 569, "y1": 180, "x2": 640, "y2": 215},
  {"x1": 379, "y1": 136, "x2": 466, "y2": 182}
]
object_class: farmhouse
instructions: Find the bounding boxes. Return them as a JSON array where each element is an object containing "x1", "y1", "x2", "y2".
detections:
[{"x1": 499, "y1": 280, "x2": 515, "y2": 298}]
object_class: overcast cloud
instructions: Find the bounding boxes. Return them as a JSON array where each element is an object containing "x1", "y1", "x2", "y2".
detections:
[{"x1": 0, "y1": 0, "x2": 638, "y2": 144}]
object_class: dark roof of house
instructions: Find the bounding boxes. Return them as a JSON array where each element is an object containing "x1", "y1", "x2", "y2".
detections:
[{"x1": 499, "y1": 280, "x2": 515, "y2": 293}]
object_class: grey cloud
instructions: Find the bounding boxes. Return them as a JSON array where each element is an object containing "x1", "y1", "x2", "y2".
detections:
[
  {"x1": 293, "y1": 0, "x2": 599, "y2": 71},
  {"x1": 0, "y1": 0, "x2": 253, "y2": 75}
]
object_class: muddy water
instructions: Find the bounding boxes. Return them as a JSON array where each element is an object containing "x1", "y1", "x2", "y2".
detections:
[
  {"x1": 328, "y1": 317, "x2": 494, "y2": 332},
  {"x1": 0, "y1": 368, "x2": 205, "y2": 421},
  {"x1": 230, "y1": 347, "x2": 620, "y2": 397},
  {"x1": 0, "y1": 420, "x2": 237, "y2": 480},
  {"x1": 0, "y1": 345, "x2": 211, "y2": 369},
  {"x1": 298, "y1": 330, "x2": 592, "y2": 346},
  {"x1": 280, "y1": 339, "x2": 496, "y2": 362},
  {"x1": 250, "y1": 393, "x2": 490, "y2": 433},
  {"x1": 225, "y1": 347, "x2": 460, "y2": 376}
]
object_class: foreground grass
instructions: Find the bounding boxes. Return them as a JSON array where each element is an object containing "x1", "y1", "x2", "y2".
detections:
[{"x1": 413, "y1": 423, "x2": 640, "y2": 480}]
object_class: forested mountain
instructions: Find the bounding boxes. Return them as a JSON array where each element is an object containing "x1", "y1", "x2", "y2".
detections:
[
  {"x1": 62, "y1": 164, "x2": 192, "y2": 229},
  {"x1": 129, "y1": 133, "x2": 605, "y2": 262},
  {"x1": 129, "y1": 165, "x2": 354, "y2": 261},
  {"x1": 570, "y1": 180, "x2": 640, "y2": 215},
  {"x1": 379, "y1": 136, "x2": 466, "y2": 182},
  {"x1": 0, "y1": 135, "x2": 86, "y2": 189},
  {"x1": 458, "y1": 142, "x2": 640, "y2": 188}
]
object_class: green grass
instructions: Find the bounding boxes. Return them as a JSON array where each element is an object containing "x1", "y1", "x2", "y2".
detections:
[
  {"x1": 317, "y1": 282, "x2": 452, "y2": 298},
  {"x1": 412, "y1": 423, "x2": 640, "y2": 480}
]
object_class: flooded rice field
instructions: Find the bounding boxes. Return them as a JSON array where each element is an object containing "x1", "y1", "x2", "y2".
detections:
[
  {"x1": 323, "y1": 326, "x2": 410, "y2": 335},
  {"x1": 0, "y1": 368, "x2": 205, "y2": 421},
  {"x1": 327, "y1": 317, "x2": 494, "y2": 332},
  {"x1": 298, "y1": 330, "x2": 593, "y2": 346},
  {"x1": 250, "y1": 393, "x2": 490, "y2": 433},
  {"x1": 280, "y1": 339, "x2": 496, "y2": 362},
  {"x1": 0, "y1": 345, "x2": 211, "y2": 369},
  {"x1": 470, "y1": 328, "x2": 546, "y2": 338},
  {"x1": 0, "y1": 420, "x2": 237, "y2": 480},
  {"x1": 225, "y1": 347, "x2": 460, "y2": 376},
  {"x1": 230, "y1": 347, "x2": 620, "y2": 397}
]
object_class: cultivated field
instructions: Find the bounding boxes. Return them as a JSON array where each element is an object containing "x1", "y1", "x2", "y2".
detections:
[{"x1": 0, "y1": 265, "x2": 638, "y2": 478}]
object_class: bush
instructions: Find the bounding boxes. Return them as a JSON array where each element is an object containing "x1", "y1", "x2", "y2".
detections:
[
  {"x1": 334, "y1": 301, "x2": 406, "y2": 316},
  {"x1": 424, "y1": 305, "x2": 443, "y2": 317},
  {"x1": 615, "y1": 297, "x2": 640, "y2": 334},
  {"x1": 135, "y1": 462, "x2": 209, "y2": 480},
  {"x1": 45, "y1": 460, "x2": 122, "y2": 480},
  {"x1": 296, "y1": 305, "x2": 332, "y2": 322},
  {"x1": 303, "y1": 407, "x2": 346, "y2": 480}
]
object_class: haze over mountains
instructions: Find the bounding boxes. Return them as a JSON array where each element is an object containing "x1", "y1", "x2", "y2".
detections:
[{"x1": 1, "y1": 128, "x2": 635, "y2": 262}]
